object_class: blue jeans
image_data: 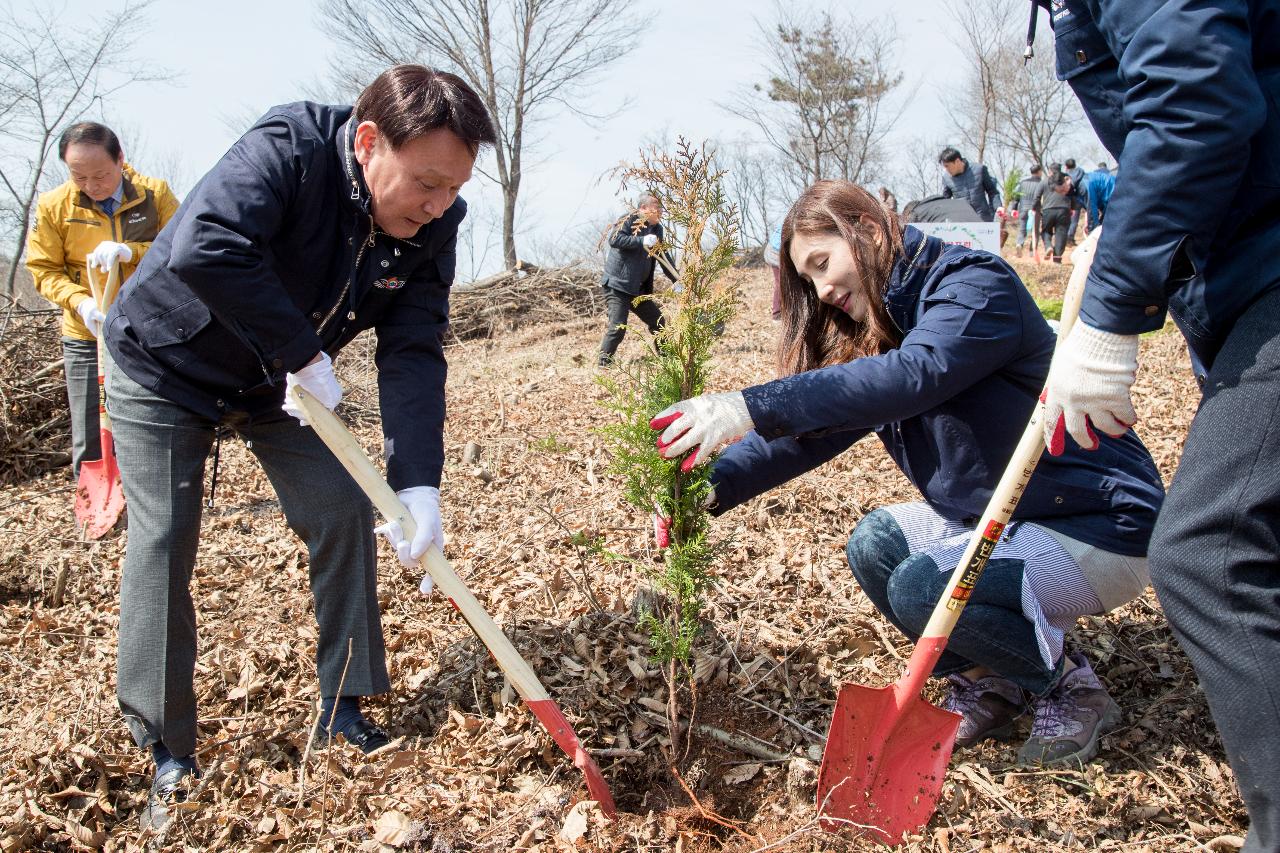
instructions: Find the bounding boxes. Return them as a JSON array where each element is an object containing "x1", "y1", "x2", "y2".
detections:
[{"x1": 846, "y1": 509, "x2": 1063, "y2": 694}]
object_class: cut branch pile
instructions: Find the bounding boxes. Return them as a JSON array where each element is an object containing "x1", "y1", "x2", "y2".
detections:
[
  {"x1": 0, "y1": 303, "x2": 69, "y2": 485},
  {"x1": 448, "y1": 263, "x2": 602, "y2": 342}
]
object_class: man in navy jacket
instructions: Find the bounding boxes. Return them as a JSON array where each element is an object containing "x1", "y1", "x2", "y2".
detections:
[
  {"x1": 103, "y1": 65, "x2": 496, "y2": 830},
  {"x1": 1038, "y1": 3, "x2": 1280, "y2": 849}
]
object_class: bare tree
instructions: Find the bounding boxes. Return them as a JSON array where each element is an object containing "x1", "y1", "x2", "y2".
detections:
[
  {"x1": 943, "y1": 0, "x2": 1018, "y2": 167},
  {"x1": 714, "y1": 138, "x2": 784, "y2": 249},
  {"x1": 892, "y1": 134, "x2": 950, "y2": 206},
  {"x1": 732, "y1": 5, "x2": 904, "y2": 194},
  {"x1": 317, "y1": 0, "x2": 643, "y2": 270},
  {"x1": 992, "y1": 44, "x2": 1084, "y2": 171},
  {"x1": 0, "y1": 0, "x2": 163, "y2": 295}
]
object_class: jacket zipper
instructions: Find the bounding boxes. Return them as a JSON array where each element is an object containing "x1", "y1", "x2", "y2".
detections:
[{"x1": 317, "y1": 215, "x2": 375, "y2": 335}]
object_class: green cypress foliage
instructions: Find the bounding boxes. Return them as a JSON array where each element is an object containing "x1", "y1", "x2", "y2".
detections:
[{"x1": 599, "y1": 139, "x2": 741, "y2": 670}]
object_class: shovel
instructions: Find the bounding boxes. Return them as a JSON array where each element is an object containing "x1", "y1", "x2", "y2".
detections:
[
  {"x1": 815, "y1": 234, "x2": 1095, "y2": 842},
  {"x1": 74, "y1": 260, "x2": 125, "y2": 539},
  {"x1": 287, "y1": 385, "x2": 618, "y2": 818}
]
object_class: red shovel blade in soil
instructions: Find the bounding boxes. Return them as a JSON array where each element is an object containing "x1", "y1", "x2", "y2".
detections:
[
  {"x1": 816, "y1": 640, "x2": 960, "y2": 842},
  {"x1": 528, "y1": 699, "x2": 617, "y2": 812},
  {"x1": 74, "y1": 430, "x2": 125, "y2": 539}
]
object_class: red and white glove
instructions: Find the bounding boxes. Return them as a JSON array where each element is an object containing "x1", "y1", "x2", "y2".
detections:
[
  {"x1": 1043, "y1": 324, "x2": 1139, "y2": 454},
  {"x1": 282, "y1": 352, "x2": 343, "y2": 425},
  {"x1": 75, "y1": 296, "x2": 106, "y2": 338},
  {"x1": 88, "y1": 240, "x2": 132, "y2": 271},
  {"x1": 650, "y1": 391, "x2": 753, "y2": 472},
  {"x1": 651, "y1": 486, "x2": 716, "y2": 549},
  {"x1": 996, "y1": 206, "x2": 1006, "y2": 219},
  {"x1": 375, "y1": 486, "x2": 444, "y2": 595},
  {"x1": 1042, "y1": 229, "x2": 1139, "y2": 455}
]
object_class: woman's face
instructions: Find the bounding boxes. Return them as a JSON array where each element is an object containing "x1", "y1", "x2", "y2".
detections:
[{"x1": 789, "y1": 231, "x2": 868, "y2": 321}]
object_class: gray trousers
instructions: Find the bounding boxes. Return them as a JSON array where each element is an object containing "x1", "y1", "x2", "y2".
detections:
[
  {"x1": 1149, "y1": 288, "x2": 1280, "y2": 853},
  {"x1": 106, "y1": 360, "x2": 388, "y2": 757},
  {"x1": 62, "y1": 338, "x2": 101, "y2": 477}
]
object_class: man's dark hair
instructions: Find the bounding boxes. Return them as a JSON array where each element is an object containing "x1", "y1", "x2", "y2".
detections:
[
  {"x1": 1065, "y1": 158, "x2": 1077, "y2": 169},
  {"x1": 58, "y1": 122, "x2": 122, "y2": 161},
  {"x1": 1053, "y1": 171, "x2": 1071, "y2": 187},
  {"x1": 356, "y1": 65, "x2": 497, "y2": 154},
  {"x1": 938, "y1": 146, "x2": 962, "y2": 164},
  {"x1": 1048, "y1": 161, "x2": 1062, "y2": 176},
  {"x1": 1029, "y1": 163, "x2": 1043, "y2": 174}
]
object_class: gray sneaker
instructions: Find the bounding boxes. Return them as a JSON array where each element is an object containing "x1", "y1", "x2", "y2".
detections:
[
  {"x1": 945, "y1": 672, "x2": 1027, "y2": 747},
  {"x1": 1018, "y1": 653, "x2": 1122, "y2": 767}
]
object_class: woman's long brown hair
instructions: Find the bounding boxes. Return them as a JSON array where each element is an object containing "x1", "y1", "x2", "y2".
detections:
[{"x1": 777, "y1": 180, "x2": 906, "y2": 376}]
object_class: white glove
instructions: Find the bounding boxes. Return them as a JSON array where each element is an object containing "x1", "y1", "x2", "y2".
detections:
[
  {"x1": 88, "y1": 240, "x2": 132, "y2": 271},
  {"x1": 281, "y1": 351, "x2": 343, "y2": 425},
  {"x1": 650, "y1": 391, "x2": 754, "y2": 472},
  {"x1": 1042, "y1": 322, "x2": 1139, "y2": 454},
  {"x1": 374, "y1": 486, "x2": 444, "y2": 595},
  {"x1": 75, "y1": 296, "x2": 105, "y2": 338},
  {"x1": 642, "y1": 234, "x2": 659, "y2": 249}
]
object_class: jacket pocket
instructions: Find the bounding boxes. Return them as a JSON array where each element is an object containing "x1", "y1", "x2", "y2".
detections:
[
  {"x1": 141, "y1": 297, "x2": 212, "y2": 347},
  {"x1": 1052, "y1": 14, "x2": 1114, "y2": 82},
  {"x1": 1020, "y1": 470, "x2": 1116, "y2": 518}
]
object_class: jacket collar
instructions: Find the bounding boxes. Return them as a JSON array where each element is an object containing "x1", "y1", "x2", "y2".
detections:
[
  {"x1": 883, "y1": 225, "x2": 943, "y2": 332},
  {"x1": 338, "y1": 116, "x2": 372, "y2": 215}
]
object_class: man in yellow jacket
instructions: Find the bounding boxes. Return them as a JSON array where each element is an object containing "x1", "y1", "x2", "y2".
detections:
[{"x1": 26, "y1": 122, "x2": 179, "y2": 477}]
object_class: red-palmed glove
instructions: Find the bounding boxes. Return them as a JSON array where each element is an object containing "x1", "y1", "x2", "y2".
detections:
[
  {"x1": 650, "y1": 487, "x2": 717, "y2": 549},
  {"x1": 650, "y1": 391, "x2": 753, "y2": 472}
]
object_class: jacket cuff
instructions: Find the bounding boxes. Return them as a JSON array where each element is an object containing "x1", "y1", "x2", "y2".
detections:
[
  {"x1": 269, "y1": 321, "x2": 324, "y2": 377},
  {"x1": 741, "y1": 384, "x2": 787, "y2": 440},
  {"x1": 1079, "y1": 270, "x2": 1167, "y2": 336}
]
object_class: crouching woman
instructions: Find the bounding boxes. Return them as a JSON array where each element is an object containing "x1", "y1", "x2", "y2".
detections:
[{"x1": 650, "y1": 180, "x2": 1163, "y2": 766}]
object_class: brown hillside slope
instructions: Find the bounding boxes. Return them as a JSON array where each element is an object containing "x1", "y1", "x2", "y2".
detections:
[{"x1": 0, "y1": 265, "x2": 1245, "y2": 851}]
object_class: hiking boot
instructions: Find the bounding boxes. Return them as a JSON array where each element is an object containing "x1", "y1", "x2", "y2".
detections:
[
  {"x1": 138, "y1": 763, "x2": 198, "y2": 832},
  {"x1": 944, "y1": 672, "x2": 1027, "y2": 747},
  {"x1": 1018, "y1": 653, "x2": 1122, "y2": 767}
]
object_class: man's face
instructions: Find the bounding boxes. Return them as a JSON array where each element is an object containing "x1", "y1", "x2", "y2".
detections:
[
  {"x1": 942, "y1": 158, "x2": 965, "y2": 177},
  {"x1": 354, "y1": 122, "x2": 476, "y2": 239},
  {"x1": 1054, "y1": 177, "x2": 1073, "y2": 196},
  {"x1": 64, "y1": 143, "x2": 124, "y2": 202},
  {"x1": 640, "y1": 202, "x2": 662, "y2": 225}
]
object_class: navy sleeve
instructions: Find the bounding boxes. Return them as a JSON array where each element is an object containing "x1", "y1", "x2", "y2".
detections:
[
  {"x1": 983, "y1": 167, "x2": 1000, "y2": 208},
  {"x1": 1076, "y1": 0, "x2": 1266, "y2": 334},
  {"x1": 375, "y1": 224, "x2": 459, "y2": 491},
  {"x1": 709, "y1": 428, "x2": 865, "y2": 515},
  {"x1": 166, "y1": 114, "x2": 323, "y2": 375},
  {"x1": 743, "y1": 269, "x2": 1024, "y2": 438},
  {"x1": 608, "y1": 215, "x2": 645, "y2": 251}
]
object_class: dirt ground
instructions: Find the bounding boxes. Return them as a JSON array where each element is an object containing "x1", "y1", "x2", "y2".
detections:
[{"x1": 0, "y1": 257, "x2": 1249, "y2": 852}]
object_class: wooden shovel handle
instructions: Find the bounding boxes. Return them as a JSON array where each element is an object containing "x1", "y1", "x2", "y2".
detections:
[
  {"x1": 82, "y1": 257, "x2": 121, "y2": 312},
  {"x1": 918, "y1": 232, "x2": 1097, "y2": 642},
  {"x1": 286, "y1": 386, "x2": 552, "y2": 704}
]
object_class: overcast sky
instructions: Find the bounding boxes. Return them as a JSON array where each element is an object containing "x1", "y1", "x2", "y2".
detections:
[{"x1": 46, "y1": 0, "x2": 1103, "y2": 278}]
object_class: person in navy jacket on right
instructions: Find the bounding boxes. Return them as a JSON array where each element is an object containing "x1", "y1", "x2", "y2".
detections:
[
  {"x1": 650, "y1": 180, "x2": 1165, "y2": 769},
  {"x1": 1034, "y1": 3, "x2": 1280, "y2": 849}
]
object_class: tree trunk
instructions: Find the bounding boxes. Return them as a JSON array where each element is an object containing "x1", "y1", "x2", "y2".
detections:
[{"x1": 5, "y1": 223, "x2": 30, "y2": 297}]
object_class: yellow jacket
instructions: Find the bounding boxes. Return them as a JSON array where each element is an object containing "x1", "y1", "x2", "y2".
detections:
[{"x1": 26, "y1": 165, "x2": 180, "y2": 340}]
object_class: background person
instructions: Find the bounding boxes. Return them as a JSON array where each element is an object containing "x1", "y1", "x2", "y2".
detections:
[
  {"x1": 938, "y1": 146, "x2": 1000, "y2": 221},
  {"x1": 1035, "y1": 172, "x2": 1074, "y2": 263},
  {"x1": 597, "y1": 193, "x2": 676, "y2": 366},
  {"x1": 1081, "y1": 162, "x2": 1115, "y2": 235},
  {"x1": 651, "y1": 181, "x2": 1163, "y2": 768},
  {"x1": 1009, "y1": 164, "x2": 1045, "y2": 257},
  {"x1": 102, "y1": 65, "x2": 496, "y2": 830},
  {"x1": 1064, "y1": 158, "x2": 1087, "y2": 245},
  {"x1": 1039, "y1": 2, "x2": 1280, "y2": 849},
  {"x1": 26, "y1": 122, "x2": 179, "y2": 478}
]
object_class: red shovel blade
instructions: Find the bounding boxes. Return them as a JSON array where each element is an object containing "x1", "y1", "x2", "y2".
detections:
[
  {"x1": 527, "y1": 698, "x2": 617, "y2": 817},
  {"x1": 74, "y1": 429, "x2": 125, "y2": 540},
  {"x1": 816, "y1": 638, "x2": 960, "y2": 843}
]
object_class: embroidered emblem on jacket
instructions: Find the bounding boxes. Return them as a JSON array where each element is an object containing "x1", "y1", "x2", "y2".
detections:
[{"x1": 373, "y1": 276, "x2": 405, "y2": 290}]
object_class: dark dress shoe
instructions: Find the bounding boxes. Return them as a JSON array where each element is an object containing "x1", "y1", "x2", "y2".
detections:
[
  {"x1": 313, "y1": 718, "x2": 395, "y2": 756},
  {"x1": 138, "y1": 764, "x2": 197, "y2": 832}
]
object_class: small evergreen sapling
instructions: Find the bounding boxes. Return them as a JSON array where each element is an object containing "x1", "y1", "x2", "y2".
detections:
[{"x1": 598, "y1": 139, "x2": 740, "y2": 752}]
